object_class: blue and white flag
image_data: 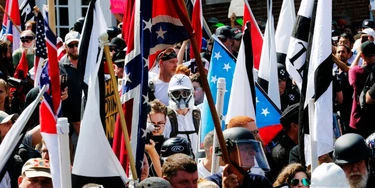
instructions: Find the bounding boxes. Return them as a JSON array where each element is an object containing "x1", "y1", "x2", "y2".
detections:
[{"x1": 200, "y1": 35, "x2": 236, "y2": 144}]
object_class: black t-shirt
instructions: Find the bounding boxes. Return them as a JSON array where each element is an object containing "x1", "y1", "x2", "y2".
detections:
[
  {"x1": 207, "y1": 172, "x2": 273, "y2": 188},
  {"x1": 59, "y1": 57, "x2": 82, "y2": 123}
]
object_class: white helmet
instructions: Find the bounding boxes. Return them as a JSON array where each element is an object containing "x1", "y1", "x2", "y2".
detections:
[
  {"x1": 168, "y1": 74, "x2": 194, "y2": 110},
  {"x1": 310, "y1": 162, "x2": 349, "y2": 188}
]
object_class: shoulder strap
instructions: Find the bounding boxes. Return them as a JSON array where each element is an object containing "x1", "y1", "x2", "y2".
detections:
[
  {"x1": 167, "y1": 108, "x2": 178, "y2": 138},
  {"x1": 192, "y1": 108, "x2": 201, "y2": 134},
  {"x1": 148, "y1": 79, "x2": 156, "y2": 102}
]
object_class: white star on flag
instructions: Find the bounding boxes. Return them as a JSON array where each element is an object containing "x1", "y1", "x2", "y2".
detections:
[
  {"x1": 124, "y1": 72, "x2": 132, "y2": 84},
  {"x1": 256, "y1": 97, "x2": 260, "y2": 103},
  {"x1": 156, "y1": 27, "x2": 167, "y2": 39},
  {"x1": 143, "y1": 57, "x2": 149, "y2": 68},
  {"x1": 142, "y1": 95, "x2": 149, "y2": 104},
  {"x1": 141, "y1": 128, "x2": 147, "y2": 138},
  {"x1": 214, "y1": 51, "x2": 222, "y2": 60},
  {"x1": 143, "y1": 19, "x2": 152, "y2": 32},
  {"x1": 261, "y1": 108, "x2": 270, "y2": 116},
  {"x1": 211, "y1": 75, "x2": 218, "y2": 84},
  {"x1": 223, "y1": 63, "x2": 231, "y2": 72}
]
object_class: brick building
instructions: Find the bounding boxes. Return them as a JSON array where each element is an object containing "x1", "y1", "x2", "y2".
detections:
[
  {"x1": 203, "y1": 0, "x2": 370, "y2": 27},
  {"x1": 0, "y1": 0, "x2": 371, "y2": 37}
]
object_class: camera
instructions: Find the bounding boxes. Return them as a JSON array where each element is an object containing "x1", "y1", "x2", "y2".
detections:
[{"x1": 7, "y1": 76, "x2": 28, "y2": 88}]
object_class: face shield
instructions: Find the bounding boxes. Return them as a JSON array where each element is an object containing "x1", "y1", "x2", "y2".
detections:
[{"x1": 231, "y1": 139, "x2": 270, "y2": 171}]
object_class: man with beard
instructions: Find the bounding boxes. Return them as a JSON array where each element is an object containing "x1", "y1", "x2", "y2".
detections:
[
  {"x1": 333, "y1": 133, "x2": 372, "y2": 188},
  {"x1": 12, "y1": 30, "x2": 35, "y2": 70},
  {"x1": 59, "y1": 31, "x2": 82, "y2": 136}
]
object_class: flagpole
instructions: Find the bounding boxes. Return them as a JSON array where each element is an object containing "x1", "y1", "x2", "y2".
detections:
[
  {"x1": 0, "y1": 5, "x2": 22, "y2": 34},
  {"x1": 102, "y1": 35, "x2": 138, "y2": 181},
  {"x1": 48, "y1": 0, "x2": 56, "y2": 35},
  {"x1": 174, "y1": 0, "x2": 244, "y2": 182}
]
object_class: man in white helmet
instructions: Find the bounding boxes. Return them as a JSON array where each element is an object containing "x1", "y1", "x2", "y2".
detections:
[{"x1": 163, "y1": 74, "x2": 201, "y2": 154}]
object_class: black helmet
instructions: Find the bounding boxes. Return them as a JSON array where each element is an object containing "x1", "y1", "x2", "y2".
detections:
[
  {"x1": 215, "y1": 26, "x2": 232, "y2": 40},
  {"x1": 277, "y1": 63, "x2": 288, "y2": 80},
  {"x1": 160, "y1": 137, "x2": 194, "y2": 161},
  {"x1": 333, "y1": 133, "x2": 372, "y2": 164},
  {"x1": 73, "y1": 17, "x2": 85, "y2": 33},
  {"x1": 107, "y1": 26, "x2": 120, "y2": 40},
  {"x1": 217, "y1": 127, "x2": 270, "y2": 171}
]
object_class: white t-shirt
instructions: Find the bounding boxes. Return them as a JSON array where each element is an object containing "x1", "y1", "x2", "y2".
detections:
[
  {"x1": 163, "y1": 108, "x2": 199, "y2": 154},
  {"x1": 152, "y1": 77, "x2": 170, "y2": 106},
  {"x1": 198, "y1": 159, "x2": 223, "y2": 178}
]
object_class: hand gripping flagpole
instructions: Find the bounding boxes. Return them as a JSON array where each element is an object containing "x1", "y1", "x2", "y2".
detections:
[
  {"x1": 173, "y1": 0, "x2": 244, "y2": 182},
  {"x1": 101, "y1": 33, "x2": 138, "y2": 181},
  {"x1": 211, "y1": 78, "x2": 226, "y2": 174},
  {"x1": 56, "y1": 117, "x2": 72, "y2": 188}
]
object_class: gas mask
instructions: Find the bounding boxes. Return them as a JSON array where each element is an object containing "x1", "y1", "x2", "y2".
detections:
[{"x1": 168, "y1": 89, "x2": 194, "y2": 110}]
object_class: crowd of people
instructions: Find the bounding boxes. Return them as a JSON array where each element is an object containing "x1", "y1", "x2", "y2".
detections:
[{"x1": 2, "y1": 7, "x2": 375, "y2": 188}]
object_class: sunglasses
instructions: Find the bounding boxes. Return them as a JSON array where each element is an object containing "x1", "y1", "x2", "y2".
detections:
[
  {"x1": 20, "y1": 36, "x2": 34, "y2": 43},
  {"x1": 157, "y1": 48, "x2": 177, "y2": 61},
  {"x1": 67, "y1": 43, "x2": 79, "y2": 48},
  {"x1": 290, "y1": 178, "x2": 310, "y2": 187},
  {"x1": 170, "y1": 89, "x2": 192, "y2": 99}
]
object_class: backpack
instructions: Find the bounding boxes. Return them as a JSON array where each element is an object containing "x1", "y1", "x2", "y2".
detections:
[{"x1": 167, "y1": 107, "x2": 201, "y2": 138}]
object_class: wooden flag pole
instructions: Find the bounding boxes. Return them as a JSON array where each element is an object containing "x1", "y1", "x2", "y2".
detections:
[
  {"x1": 102, "y1": 36, "x2": 138, "y2": 181},
  {"x1": 174, "y1": 0, "x2": 244, "y2": 182},
  {"x1": 0, "y1": 5, "x2": 22, "y2": 34},
  {"x1": 48, "y1": 0, "x2": 56, "y2": 35}
]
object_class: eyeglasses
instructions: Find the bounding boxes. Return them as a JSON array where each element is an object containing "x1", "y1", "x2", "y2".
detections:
[
  {"x1": 148, "y1": 121, "x2": 166, "y2": 130},
  {"x1": 194, "y1": 87, "x2": 202, "y2": 91},
  {"x1": 250, "y1": 130, "x2": 259, "y2": 135},
  {"x1": 20, "y1": 36, "x2": 34, "y2": 43},
  {"x1": 290, "y1": 178, "x2": 310, "y2": 187},
  {"x1": 110, "y1": 47, "x2": 118, "y2": 52},
  {"x1": 67, "y1": 43, "x2": 79, "y2": 48},
  {"x1": 157, "y1": 48, "x2": 177, "y2": 61},
  {"x1": 170, "y1": 89, "x2": 192, "y2": 99}
]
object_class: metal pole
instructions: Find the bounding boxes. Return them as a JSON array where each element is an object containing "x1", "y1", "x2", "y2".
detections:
[{"x1": 211, "y1": 78, "x2": 226, "y2": 174}]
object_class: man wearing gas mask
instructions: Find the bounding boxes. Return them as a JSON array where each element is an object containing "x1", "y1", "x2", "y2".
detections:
[
  {"x1": 206, "y1": 127, "x2": 273, "y2": 188},
  {"x1": 163, "y1": 74, "x2": 201, "y2": 155}
]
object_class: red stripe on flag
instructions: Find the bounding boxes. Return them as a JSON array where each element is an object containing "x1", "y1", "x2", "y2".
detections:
[
  {"x1": 243, "y1": 4, "x2": 263, "y2": 70},
  {"x1": 190, "y1": 0, "x2": 202, "y2": 60},
  {"x1": 259, "y1": 124, "x2": 283, "y2": 146},
  {"x1": 112, "y1": 99, "x2": 133, "y2": 174}
]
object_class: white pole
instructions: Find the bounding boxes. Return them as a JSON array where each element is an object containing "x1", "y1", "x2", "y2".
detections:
[
  {"x1": 57, "y1": 117, "x2": 71, "y2": 188},
  {"x1": 211, "y1": 78, "x2": 226, "y2": 174},
  {"x1": 308, "y1": 99, "x2": 318, "y2": 172}
]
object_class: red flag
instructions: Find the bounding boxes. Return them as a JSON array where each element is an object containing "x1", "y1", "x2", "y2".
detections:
[
  {"x1": 1, "y1": 0, "x2": 21, "y2": 52},
  {"x1": 14, "y1": 49, "x2": 28, "y2": 79},
  {"x1": 190, "y1": 0, "x2": 202, "y2": 59},
  {"x1": 243, "y1": 1, "x2": 263, "y2": 70},
  {"x1": 113, "y1": 0, "x2": 135, "y2": 175}
]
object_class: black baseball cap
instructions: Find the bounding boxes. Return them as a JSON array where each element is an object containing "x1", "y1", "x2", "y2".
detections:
[
  {"x1": 362, "y1": 19, "x2": 375, "y2": 28},
  {"x1": 231, "y1": 28, "x2": 242, "y2": 40},
  {"x1": 215, "y1": 26, "x2": 232, "y2": 39}
]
